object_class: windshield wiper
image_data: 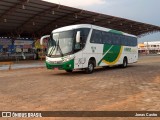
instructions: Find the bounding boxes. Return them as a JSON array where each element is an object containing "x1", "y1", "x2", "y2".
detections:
[
  {"x1": 48, "y1": 38, "x2": 63, "y2": 57},
  {"x1": 57, "y1": 40, "x2": 64, "y2": 57},
  {"x1": 48, "y1": 34, "x2": 56, "y2": 57},
  {"x1": 48, "y1": 45, "x2": 56, "y2": 57},
  {"x1": 47, "y1": 32, "x2": 64, "y2": 57}
]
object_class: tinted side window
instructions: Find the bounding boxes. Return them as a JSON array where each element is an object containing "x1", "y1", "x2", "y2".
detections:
[
  {"x1": 122, "y1": 36, "x2": 137, "y2": 46},
  {"x1": 102, "y1": 32, "x2": 112, "y2": 44},
  {"x1": 77, "y1": 28, "x2": 90, "y2": 44},
  {"x1": 110, "y1": 33, "x2": 137, "y2": 46},
  {"x1": 112, "y1": 34, "x2": 121, "y2": 45},
  {"x1": 122, "y1": 36, "x2": 128, "y2": 46},
  {"x1": 90, "y1": 30, "x2": 102, "y2": 43},
  {"x1": 90, "y1": 29, "x2": 137, "y2": 46}
]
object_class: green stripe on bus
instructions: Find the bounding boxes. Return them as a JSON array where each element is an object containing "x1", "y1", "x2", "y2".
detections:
[
  {"x1": 103, "y1": 44, "x2": 112, "y2": 55},
  {"x1": 98, "y1": 44, "x2": 123, "y2": 65},
  {"x1": 103, "y1": 45, "x2": 121, "y2": 62},
  {"x1": 109, "y1": 30, "x2": 123, "y2": 35}
]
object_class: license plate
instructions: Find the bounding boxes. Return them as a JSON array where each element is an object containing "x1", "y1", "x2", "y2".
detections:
[{"x1": 54, "y1": 68, "x2": 59, "y2": 70}]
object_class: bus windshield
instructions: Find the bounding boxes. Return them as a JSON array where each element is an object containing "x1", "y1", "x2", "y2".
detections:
[
  {"x1": 47, "y1": 30, "x2": 74, "y2": 57},
  {"x1": 47, "y1": 28, "x2": 90, "y2": 57}
]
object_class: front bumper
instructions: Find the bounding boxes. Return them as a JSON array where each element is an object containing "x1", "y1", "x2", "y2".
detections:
[{"x1": 45, "y1": 59, "x2": 74, "y2": 70}]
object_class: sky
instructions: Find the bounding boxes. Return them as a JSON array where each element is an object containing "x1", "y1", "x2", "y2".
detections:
[{"x1": 43, "y1": 0, "x2": 160, "y2": 43}]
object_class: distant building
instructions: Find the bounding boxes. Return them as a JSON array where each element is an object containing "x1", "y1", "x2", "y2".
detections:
[{"x1": 138, "y1": 41, "x2": 160, "y2": 54}]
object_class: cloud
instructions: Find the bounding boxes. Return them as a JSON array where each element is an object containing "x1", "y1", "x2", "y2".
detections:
[{"x1": 42, "y1": 0, "x2": 106, "y2": 8}]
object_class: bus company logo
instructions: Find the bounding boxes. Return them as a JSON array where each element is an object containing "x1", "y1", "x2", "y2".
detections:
[
  {"x1": 2, "y1": 112, "x2": 12, "y2": 117},
  {"x1": 124, "y1": 48, "x2": 131, "y2": 52},
  {"x1": 91, "y1": 46, "x2": 96, "y2": 53}
]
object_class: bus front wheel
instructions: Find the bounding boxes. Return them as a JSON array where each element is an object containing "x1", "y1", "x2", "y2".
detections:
[{"x1": 85, "y1": 60, "x2": 94, "y2": 74}]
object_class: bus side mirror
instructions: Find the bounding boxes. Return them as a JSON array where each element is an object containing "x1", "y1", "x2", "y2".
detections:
[
  {"x1": 40, "y1": 35, "x2": 50, "y2": 45},
  {"x1": 76, "y1": 31, "x2": 81, "y2": 43}
]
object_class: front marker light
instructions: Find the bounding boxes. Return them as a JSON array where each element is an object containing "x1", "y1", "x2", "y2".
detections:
[{"x1": 69, "y1": 55, "x2": 75, "y2": 59}]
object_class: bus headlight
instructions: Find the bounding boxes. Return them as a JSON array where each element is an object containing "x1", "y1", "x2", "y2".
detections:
[
  {"x1": 63, "y1": 58, "x2": 69, "y2": 62},
  {"x1": 63, "y1": 55, "x2": 75, "y2": 62}
]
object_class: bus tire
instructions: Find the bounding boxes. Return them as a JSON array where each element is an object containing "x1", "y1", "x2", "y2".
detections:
[
  {"x1": 65, "y1": 70, "x2": 73, "y2": 73},
  {"x1": 85, "y1": 60, "x2": 94, "y2": 74},
  {"x1": 121, "y1": 57, "x2": 128, "y2": 68}
]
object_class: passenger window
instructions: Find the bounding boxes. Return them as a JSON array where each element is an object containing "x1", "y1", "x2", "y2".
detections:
[
  {"x1": 79, "y1": 28, "x2": 90, "y2": 44},
  {"x1": 90, "y1": 30, "x2": 102, "y2": 43},
  {"x1": 90, "y1": 29, "x2": 137, "y2": 46},
  {"x1": 102, "y1": 32, "x2": 111, "y2": 44},
  {"x1": 112, "y1": 34, "x2": 120, "y2": 45}
]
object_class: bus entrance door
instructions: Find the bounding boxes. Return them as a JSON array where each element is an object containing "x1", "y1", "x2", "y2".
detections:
[{"x1": 74, "y1": 51, "x2": 84, "y2": 69}]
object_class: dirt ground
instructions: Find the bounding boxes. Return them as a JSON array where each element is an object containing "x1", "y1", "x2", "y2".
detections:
[{"x1": 0, "y1": 55, "x2": 160, "y2": 120}]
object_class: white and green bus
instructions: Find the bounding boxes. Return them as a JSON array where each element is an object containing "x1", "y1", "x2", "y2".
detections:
[{"x1": 40, "y1": 24, "x2": 138, "y2": 73}]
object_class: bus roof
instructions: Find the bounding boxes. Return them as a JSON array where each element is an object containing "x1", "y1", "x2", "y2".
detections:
[{"x1": 52, "y1": 24, "x2": 137, "y2": 38}]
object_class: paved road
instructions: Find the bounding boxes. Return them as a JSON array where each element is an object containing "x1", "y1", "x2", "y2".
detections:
[{"x1": 0, "y1": 56, "x2": 160, "y2": 120}]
